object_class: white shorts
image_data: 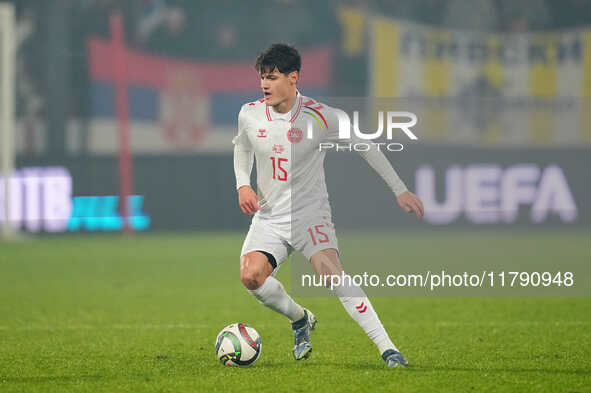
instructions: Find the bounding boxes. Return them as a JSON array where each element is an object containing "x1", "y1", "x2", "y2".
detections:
[{"x1": 240, "y1": 213, "x2": 339, "y2": 270}]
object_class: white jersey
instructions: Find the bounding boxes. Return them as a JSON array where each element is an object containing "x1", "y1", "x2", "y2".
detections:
[
  {"x1": 233, "y1": 92, "x2": 340, "y2": 220},
  {"x1": 233, "y1": 91, "x2": 408, "y2": 223}
]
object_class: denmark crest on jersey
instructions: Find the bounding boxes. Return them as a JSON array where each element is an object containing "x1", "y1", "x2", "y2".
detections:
[{"x1": 286, "y1": 127, "x2": 303, "y2": 143}]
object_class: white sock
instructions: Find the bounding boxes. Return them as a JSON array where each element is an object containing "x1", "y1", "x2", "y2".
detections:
[
  {"x1": 249, "y1": 276, "x2": 305, "y2": 323},
  {"x1": 332, "y1": 274, "x2": 398, "y2": 355}
]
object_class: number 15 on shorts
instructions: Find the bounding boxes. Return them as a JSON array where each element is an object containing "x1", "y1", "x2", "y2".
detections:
[{"x1": 307, "y1": 224, "x2": 329, "y2": 246}]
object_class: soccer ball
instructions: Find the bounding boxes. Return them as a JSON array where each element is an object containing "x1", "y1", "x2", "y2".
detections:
[{"x1": 215, "y1": 323, "x2": 262, "y2": 367}]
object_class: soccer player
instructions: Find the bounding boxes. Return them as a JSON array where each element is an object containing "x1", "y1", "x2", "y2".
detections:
[{"x1": 233, "y1": 44, "x2": 424, "y2": 367}]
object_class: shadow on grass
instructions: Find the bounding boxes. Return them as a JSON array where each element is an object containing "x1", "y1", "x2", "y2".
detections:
[
  {"x1": 2, "y1": 364, "x2": 588, "y2": 384},
  {"x1": 207, "y1": 357, "x2": 591, "y2": 376},
  {"x1": 340, "y1": 364, "x2": 591, "y2": 375}
]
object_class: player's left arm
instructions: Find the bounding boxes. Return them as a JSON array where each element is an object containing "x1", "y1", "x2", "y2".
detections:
[{"x1": 323, "y1": 107, "x2": 424, "y2": 218}]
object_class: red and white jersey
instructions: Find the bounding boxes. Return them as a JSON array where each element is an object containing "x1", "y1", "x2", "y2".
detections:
[{"x1": 233, "y1": 92, "x2": 340, "y2": 221}]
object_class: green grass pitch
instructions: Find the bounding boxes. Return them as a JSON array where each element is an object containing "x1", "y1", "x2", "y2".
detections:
[{"x1": 1, "y1": 231, "x2": 590, "y2": 392}]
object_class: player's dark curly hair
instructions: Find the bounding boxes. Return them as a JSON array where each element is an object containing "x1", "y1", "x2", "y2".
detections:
[{"x1": 255, "y1": 43, "x2": 301, "y2": 76}]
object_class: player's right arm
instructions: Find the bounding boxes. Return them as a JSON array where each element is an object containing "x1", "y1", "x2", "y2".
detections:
[{"x1": 233, "y1": 105, "x2": 259, "y2": 215}]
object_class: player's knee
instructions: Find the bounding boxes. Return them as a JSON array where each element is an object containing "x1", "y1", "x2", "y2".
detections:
[
  {"x1": 241, "y1": 269, "x2": 262, "y2": 290},
  {"x1": 240, "y1": 253, "x2": 268, "y2": 290}
]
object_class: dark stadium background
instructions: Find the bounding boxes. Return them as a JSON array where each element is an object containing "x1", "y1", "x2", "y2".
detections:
[{"x1": 6, "y1": 0, "x2": 591, "y2": 233}]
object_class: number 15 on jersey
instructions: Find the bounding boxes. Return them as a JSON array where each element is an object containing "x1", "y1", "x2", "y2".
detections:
[{"x1": 270, "y1": 157, "x2": 288, "y2": 181}]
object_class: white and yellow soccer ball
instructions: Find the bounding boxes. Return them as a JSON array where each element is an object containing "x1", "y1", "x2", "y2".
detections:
[{"x1": 215, "y1": 323, "x2": 262, "y2": 367}]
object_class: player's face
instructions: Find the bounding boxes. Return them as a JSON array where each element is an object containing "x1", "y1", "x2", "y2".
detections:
[{"x1": 260, "y1": 68, "x2": 298, "y2": 107}]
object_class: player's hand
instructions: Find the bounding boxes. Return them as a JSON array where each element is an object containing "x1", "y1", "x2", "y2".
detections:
[
  {"x1": 238, "y1": 186, "x2": 259, "y2": 215},
  {"x1": 397, "y1": 191, "x2": 424, "y2": 218}
]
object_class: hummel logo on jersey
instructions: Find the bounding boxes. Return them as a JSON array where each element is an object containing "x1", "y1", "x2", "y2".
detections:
[
  {"x1": 258, "y1": 129, "x2": 267, "y2": 138},
  {"x1": 272, "y1": 144, "x2": 285, "y2": 154},
  {"x1": 287, "y1": 128, "x2": 303, "y2": 143}
]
